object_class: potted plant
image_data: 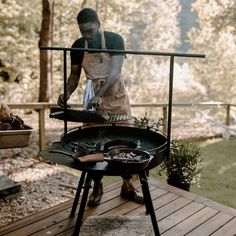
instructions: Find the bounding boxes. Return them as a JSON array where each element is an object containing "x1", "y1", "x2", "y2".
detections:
[{"x1": 159, "y1": 140, "x2": 203, "y2": 191}]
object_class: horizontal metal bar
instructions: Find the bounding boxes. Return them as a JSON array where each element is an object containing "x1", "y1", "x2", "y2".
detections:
[
  {"x1": 40, "y1": 46, "x2": 205, "y2": 58},
  {"x1": 7, "y1": 102, "x2": 236, "y2": 109}
]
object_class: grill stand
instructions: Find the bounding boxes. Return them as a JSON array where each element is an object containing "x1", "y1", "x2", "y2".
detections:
[
  {"x1": 70, "y1": 170, "x2": 160, "y2": 236},
  {"x1": 40, "y1": 46, "x2": 205, "y2": 236}
]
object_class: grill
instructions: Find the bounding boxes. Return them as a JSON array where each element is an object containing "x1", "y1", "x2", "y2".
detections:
[
  {"x1": 40, "y1": 45, "x2": 205, "y2": 236},
  {"x1": 47, "y1": 124, "x2": 167, "y2": 170}
]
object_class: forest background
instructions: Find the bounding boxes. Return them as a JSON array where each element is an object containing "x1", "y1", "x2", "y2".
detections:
[{"x1": 0, "y1": 0, "x2": 236, "y2": 113}]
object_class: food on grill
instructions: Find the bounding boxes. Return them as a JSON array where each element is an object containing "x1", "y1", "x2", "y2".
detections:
[
  {"x1": 74, "y1": 153, "x2": 104, "y2": 163},
  {"x1": 108, "y1": 151, "x2": 143, "y2": 162},
  {"x1": 106, "y1": 148, "x2": 151, "y2": 170},
  {"x1": 0, "y1": 103, "x2": 25, "y2": 130}
]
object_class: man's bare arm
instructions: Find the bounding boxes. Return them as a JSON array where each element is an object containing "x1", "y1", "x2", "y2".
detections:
[
  {"x1": 57, "y1": 64, "x2": 82, "y2": 107},
  {"x1": 66, "y1": 64, "x2": 82, "y2": 99}
]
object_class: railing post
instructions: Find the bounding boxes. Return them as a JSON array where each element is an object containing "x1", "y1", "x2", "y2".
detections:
[
  {"x1": 38, "y1": 106, "x2": 46, "y2": 151},
  {"x1": 166, "y1": 56, "x2": 175, "y2": 161},
  {"x1": 63, "y1": 49, "x2": 68, "y2": 134},
  {"x1": 162, "y1": 106, "x2": 168, "y2": 134},
  {"x1": 226, "y1": 104, "x2": 230, "y2": 126}
]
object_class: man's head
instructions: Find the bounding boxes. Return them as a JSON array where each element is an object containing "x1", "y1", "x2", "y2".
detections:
[{"x1": 77, "y1": 8, "x2": 100, "y2": 41}]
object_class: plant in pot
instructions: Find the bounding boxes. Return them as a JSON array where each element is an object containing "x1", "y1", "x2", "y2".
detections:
[{"x1": 159, "y1": 140, "x2": 203, "y2": 191}]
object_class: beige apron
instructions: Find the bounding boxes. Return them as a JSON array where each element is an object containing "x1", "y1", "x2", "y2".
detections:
[{"x1": 82, "y1": 30, "x2": 131, "y2": 122}]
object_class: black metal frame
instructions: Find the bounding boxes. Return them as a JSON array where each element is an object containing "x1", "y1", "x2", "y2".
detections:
[
  {"x1": 69, "y1": 169, "x2": 160, "y2": 236},
  {"x1": 40, "y1": 46, "x2": 205, "y2": 161},
  {"x1": 40, "y1": 46, "x2": 205, "y2": 235}
]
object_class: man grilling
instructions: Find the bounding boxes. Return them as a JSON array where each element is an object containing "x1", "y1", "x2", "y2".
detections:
[{"x1": 57, "y1": 8, "x2": 143, "y2": 207}]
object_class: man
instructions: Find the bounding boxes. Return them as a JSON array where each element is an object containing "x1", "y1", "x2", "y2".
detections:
[{"x1": 57, "y1": 8, "x2": 143, "y2": 207}]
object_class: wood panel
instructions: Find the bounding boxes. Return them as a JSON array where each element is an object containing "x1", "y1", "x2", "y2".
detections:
[
  {"x1": 185, "y1": 212, "x2": 234, "y2": 236},
  {"x1": 211, "y1": 218, "x2": 236, "y2": 236},
  {"x1": 0, "y1": 180, "x2": 236, "y2": 236},
  {"x1": 162, "y1": 207, "x2": 218, "y2": 236}
]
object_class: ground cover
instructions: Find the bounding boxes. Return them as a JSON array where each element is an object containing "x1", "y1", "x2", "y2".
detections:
[{"x1": 150, "y1": 137, "x2": 236, "y2": 209}]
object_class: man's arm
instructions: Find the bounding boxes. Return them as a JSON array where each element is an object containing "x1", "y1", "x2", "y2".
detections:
[
  {"x1": 57, "y1": 64, "x2": 82, "y2": 107},
  {"x1": 66, "y1": 64, "x2": 82, "y2": 98}
]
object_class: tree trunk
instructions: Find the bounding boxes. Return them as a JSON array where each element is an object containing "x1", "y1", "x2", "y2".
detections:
[{"x1": 38, "y1": 0, "x2": 54, "y2": 102}]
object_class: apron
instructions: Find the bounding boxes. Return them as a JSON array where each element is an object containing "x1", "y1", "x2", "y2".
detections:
[{"x1": 82, "y1": 30, "x2": 131, "y2": 123}]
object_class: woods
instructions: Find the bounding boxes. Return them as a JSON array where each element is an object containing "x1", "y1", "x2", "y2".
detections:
[
  {"x1": 0, "y1": 0, "x2": 236, "y2": 105},
  {"x1": 38, "y1": 0, "x2": 54, "y2": 102}
]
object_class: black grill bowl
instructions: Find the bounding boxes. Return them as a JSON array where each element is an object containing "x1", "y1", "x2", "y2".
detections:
[{"x1": 61, "y1": 124, "x2": 168, "y2": 170}]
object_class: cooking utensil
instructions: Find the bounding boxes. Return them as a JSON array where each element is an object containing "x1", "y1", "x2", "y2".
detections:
[
  {"x1": 49, "y1": 149, "x2": 104, "y2": 163},
  {"x1": 49, "y1": 107, "x2": 108, "y2": 123},
  {"x1": 106, "y1": 148, "x2": 151, "y2": 170}
]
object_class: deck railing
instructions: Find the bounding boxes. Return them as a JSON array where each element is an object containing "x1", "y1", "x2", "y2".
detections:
[{"x1": 7, "y1": 102, "x2": 236, "y2": 151}]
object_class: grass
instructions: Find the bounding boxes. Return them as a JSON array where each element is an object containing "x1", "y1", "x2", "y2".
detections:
[
  {"x1": 191, "y1": 137, "x2": 236, "y2": 209},
  {"x1": 150, "y1": 137, "x2": 236, "y2": 209},
  {"x1": 103, "y1": 137, "x2": 236, "y2": 209}
]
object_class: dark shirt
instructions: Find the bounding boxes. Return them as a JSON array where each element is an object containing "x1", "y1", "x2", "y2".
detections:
[{"x1": 70, "y1": 31, "x2": 125, "y2": 65}]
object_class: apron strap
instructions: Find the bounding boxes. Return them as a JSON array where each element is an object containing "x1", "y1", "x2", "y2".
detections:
[
  {"x1": 100, "y1": 30, "x2": 106, "y2": 49},
  {"x1": 84, "y1": 29, "x2": 106, "y2": 50}
]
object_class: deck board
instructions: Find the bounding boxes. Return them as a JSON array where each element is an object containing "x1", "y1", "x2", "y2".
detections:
[
  {"x1": 211, "y1": 218, "x2": 236, "y2": 236},
  {"x1": 0, "y1": 179, "x2": 236, "y2": 236},
  {"x1": 162, "y1": 207, "x2": 219, "y2": 236},
  {"x1": 185, "y1": 212, "x2": 234, "y2": 236}
]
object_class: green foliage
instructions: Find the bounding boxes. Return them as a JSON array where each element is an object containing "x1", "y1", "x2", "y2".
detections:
[
  {"x1": 188, "y1": 0, "x2": 236, "y2": 103},
  {"x1": 160, "y1": 141, "x2": 203, "y2": 185},
  {"x1": 133, "y1": 114, "x2": 164, "y2": 131},
  {"x1": 133, "y1": 114, "x2": 151, "y2": 128}
]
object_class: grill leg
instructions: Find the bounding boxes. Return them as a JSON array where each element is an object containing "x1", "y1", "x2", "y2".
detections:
[
  {"x1": 70, "y1": 171, "x2": 86, "y2": 217},
  {"x1": 73, "y1": 173, "x2": 92, "y2": 236},
  {"x1": 139, "y1": 171, "x2": 160, "y2": 236}
]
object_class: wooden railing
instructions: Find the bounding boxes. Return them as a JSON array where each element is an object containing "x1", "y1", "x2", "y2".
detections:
[{"x1": 7, "y1": 102, "x2": 236, "y2": 151}]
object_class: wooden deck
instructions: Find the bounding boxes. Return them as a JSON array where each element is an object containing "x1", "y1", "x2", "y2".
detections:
[{"x1": 0, "y1": 179, "x2": 236, "y2": 236}]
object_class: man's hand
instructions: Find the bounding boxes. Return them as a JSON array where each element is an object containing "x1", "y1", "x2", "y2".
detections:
[
  {"x1": 87, "y1": 96, "x2": 102, "y2": 109},
  {"x1": 57, "y1": 94, "x2": 70, "y2": 108}
]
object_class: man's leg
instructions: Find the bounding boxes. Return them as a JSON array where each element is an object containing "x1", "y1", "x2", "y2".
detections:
[
  {"x1": 120, "y1": 175, "x2": 144, "y2": 204},
  {"x1": 87, "y1": 174, "x2": 103, "y2": 207}
]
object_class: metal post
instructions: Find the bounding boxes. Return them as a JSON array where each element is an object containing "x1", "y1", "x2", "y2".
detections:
[
  {"x1": 162, "y1": 106, "x2": 168, "y2": 134},
  {"x1": 73, "y1": 173, "x2": 92, "y2": 236},
  {"x1": 70, "y1": 171, "x2": 86, "y2": 217},
  {"x1": 38, "y1": 107, "x2": 45, "y2": 151},
  {"x1": 63, "y1": 49, "x2": 67, "y2": 134},
  {"x1": 166, "y1": 56, "x2": 175, "y2": 161},
  {"x1": 226, "y1": 104, "x2": 230, "y2": 126},
  {"x1": 139, "y1": 171, "x2": 160, "y2": 236}
]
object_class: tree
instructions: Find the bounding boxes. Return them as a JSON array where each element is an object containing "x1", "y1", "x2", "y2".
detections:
[
  {"x1": 188, "y1": 0, "x2": 236, "y2": 102},
  {"x1": 0, "y1": 0, "x2": 41, "y2": 102},
  {"x1": 38, "y1": 0, "x2": 54, "y2": 102},
  {"x1": 0, "y1": 0, "x2": 181, "y2": 106}
]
